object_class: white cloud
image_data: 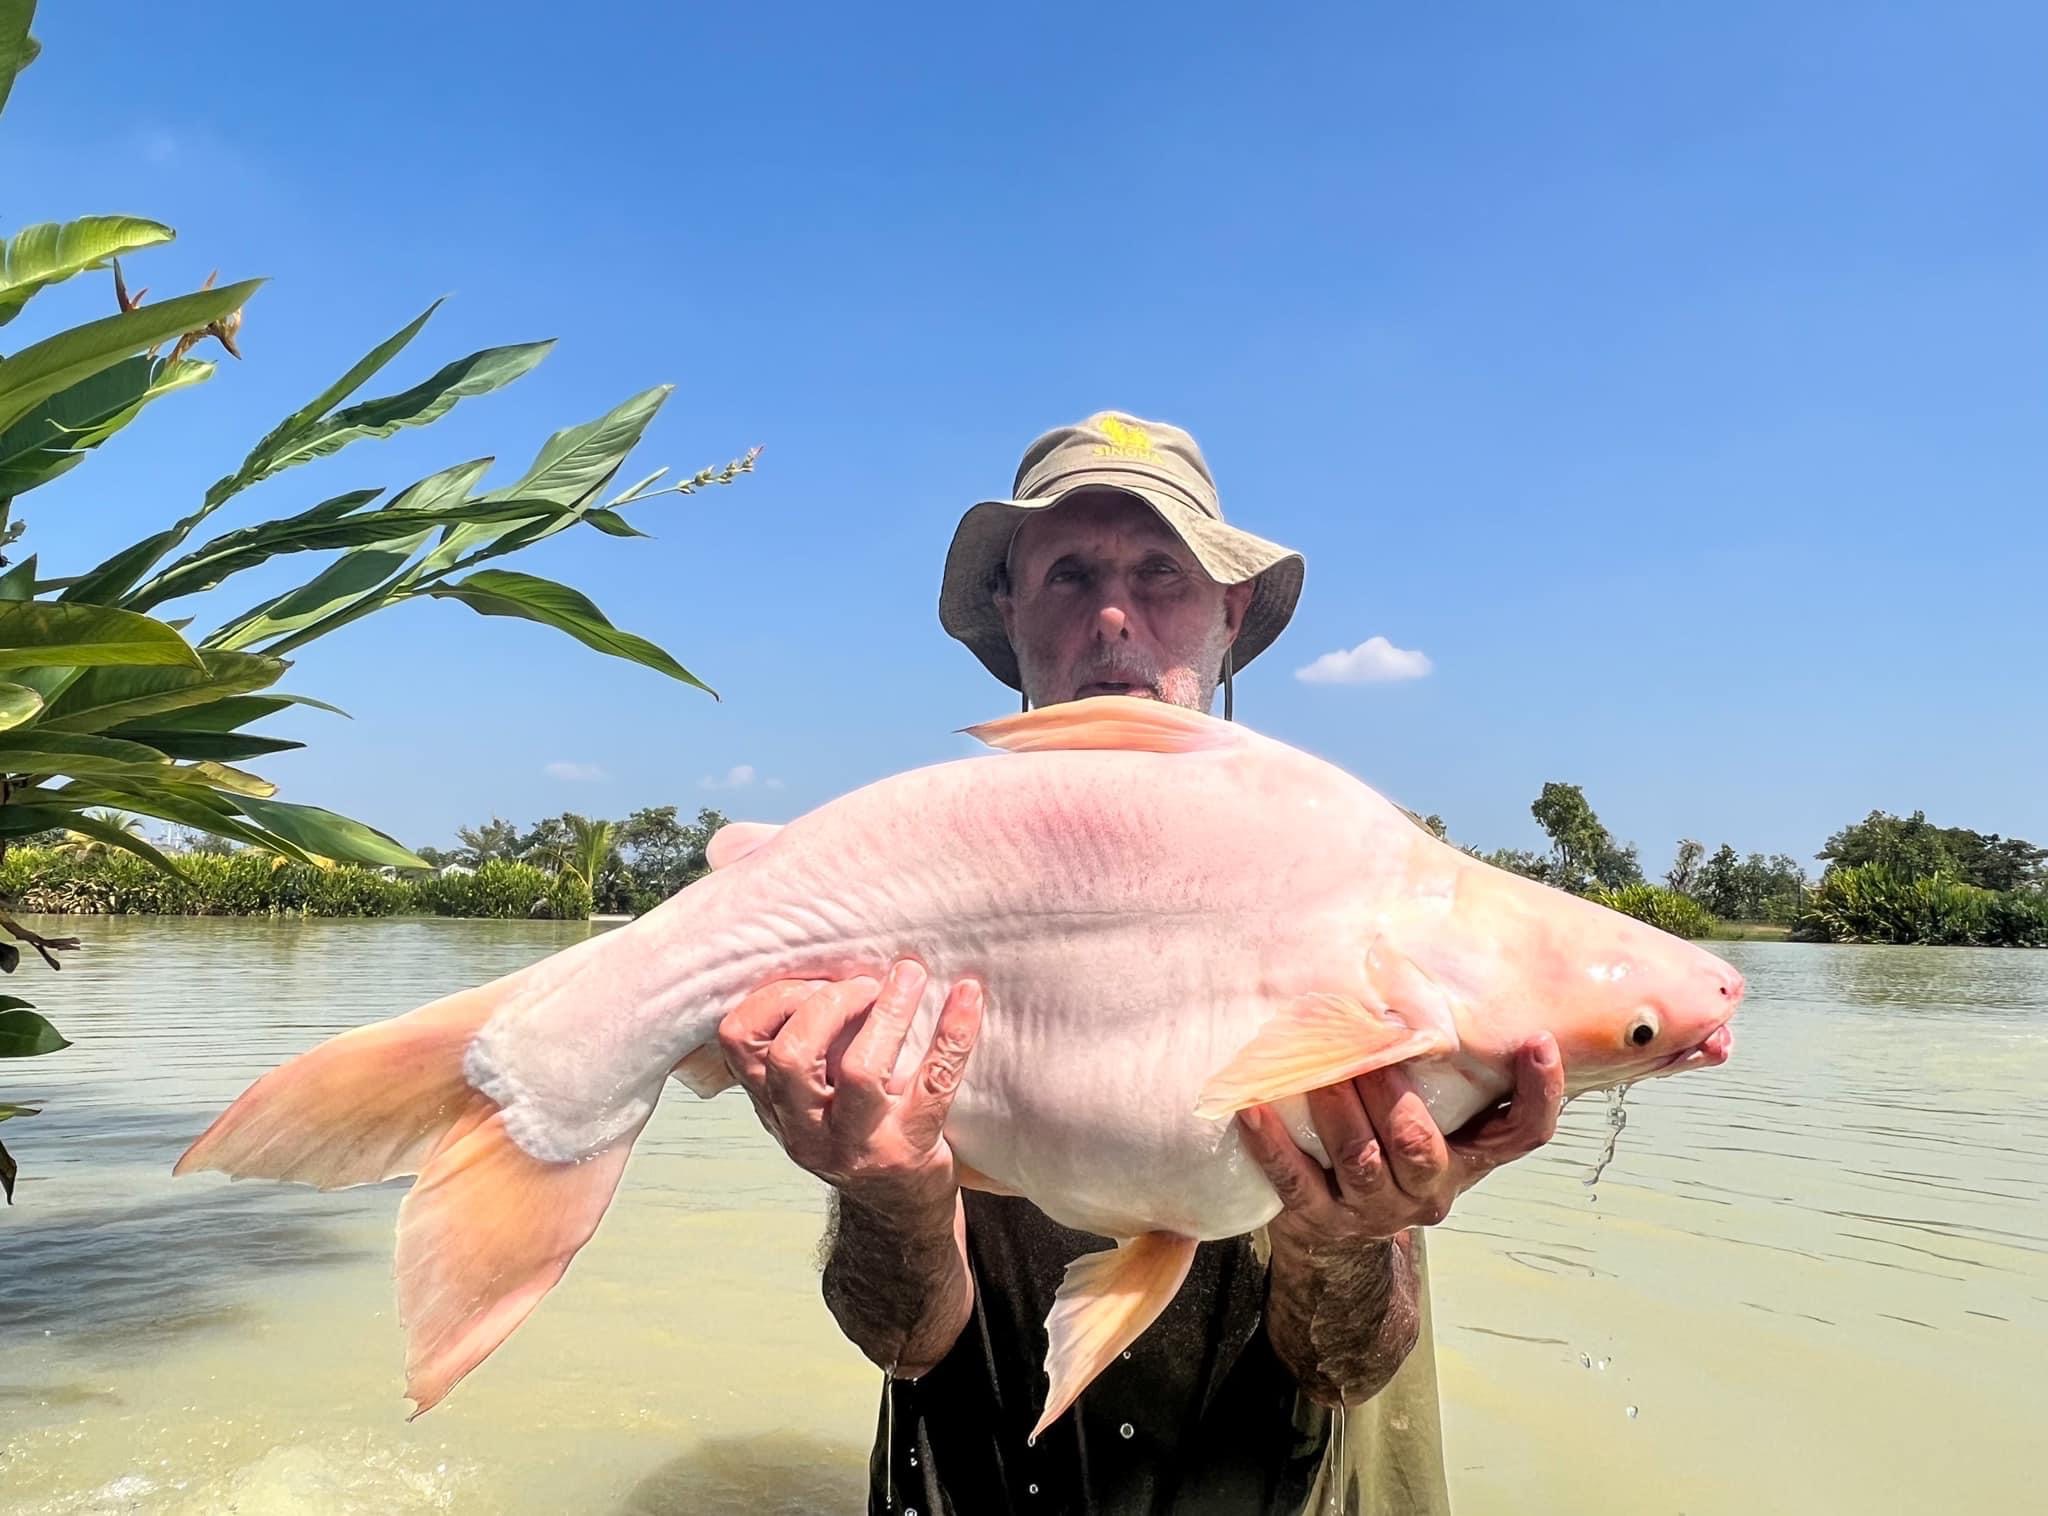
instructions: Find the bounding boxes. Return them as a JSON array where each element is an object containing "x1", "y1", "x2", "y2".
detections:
[
  {"x1": 1294, "y1": 636, "x2": 1434, "y2": 686},
  {"x1": 699, "y1": 764, "x2": 758, "y2": 790},
  {"x1": 543, "y1": 761, "x2": 607, "y2": 782}
]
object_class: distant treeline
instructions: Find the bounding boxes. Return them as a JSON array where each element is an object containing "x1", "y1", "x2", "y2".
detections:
[{"x1": 1437, "y1": 792, "x2": 2046, "y2": 947}]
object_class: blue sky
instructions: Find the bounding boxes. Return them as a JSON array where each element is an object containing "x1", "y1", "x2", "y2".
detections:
[{"x1": 4, "y1": 2, "x2": 2041, "y2": 869}]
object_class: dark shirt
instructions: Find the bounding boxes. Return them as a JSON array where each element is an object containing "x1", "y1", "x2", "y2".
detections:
[{"x1": 868, "y1": 1191, "x2": 1331, "y2": 1515}]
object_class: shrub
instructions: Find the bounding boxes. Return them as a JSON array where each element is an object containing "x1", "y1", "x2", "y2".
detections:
[{"x1": 1587, "y1": 883, "x2": 1718, "y2": 940}]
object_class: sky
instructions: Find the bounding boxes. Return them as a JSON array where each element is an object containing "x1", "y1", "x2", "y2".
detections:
[{"x1": 3, "y1": 1, "x2": 2041, "y2": 870}]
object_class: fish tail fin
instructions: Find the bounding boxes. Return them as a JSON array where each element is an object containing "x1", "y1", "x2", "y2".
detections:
[
  {"x1": 173, "y1": 979, "x2": 506, "y2": 1190},
  {"x1": 395, "y1": 1099, "x2": 650, "y2": 1415},
  {"x1": 175, "y1": 966, "x2": 655, "y2": 1414}
]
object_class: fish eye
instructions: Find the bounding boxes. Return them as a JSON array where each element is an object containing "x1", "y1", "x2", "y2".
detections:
[{"x1": 1627, "y1": 1014, "x2": 1659, "y2": 1049}]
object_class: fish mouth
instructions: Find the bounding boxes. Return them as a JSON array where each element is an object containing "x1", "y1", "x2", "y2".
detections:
[{"x1": 1653, "y1": 1021, "x2": 1735, "y2": 1076}]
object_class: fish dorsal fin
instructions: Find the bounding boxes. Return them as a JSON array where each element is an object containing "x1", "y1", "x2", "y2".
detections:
[
  {"x1": 965, "y1": 695, "x2": 1241, "y2": 755},
  {"x1": 706, "y1": 821, "x2": 783, "y2": 870}
]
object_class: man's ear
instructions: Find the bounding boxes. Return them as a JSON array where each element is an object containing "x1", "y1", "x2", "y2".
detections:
[
  {"x1": 1222, "y1": 579, "x2": 1255, "y2": 641},
  {"x1": 994, "y1": 587, "x2": 1017, "y2": 644}
]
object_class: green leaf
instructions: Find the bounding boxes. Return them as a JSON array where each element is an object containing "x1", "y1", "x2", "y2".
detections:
[
  {"x1": 0, "y1": 216, "x2": 175, "y2": 326},
  {"x1": 0, "y1": 1099, "x2": 40, "y2": 1118},
  {"x1": 206, "y1": 339, "x2": 548, "y2": 507},
  {"x1": 582, "y1": 507, "x2": 649, "y2": 538},
  {"x1": 122, "y1": 487, "x2": 383, "y2": 610},
  {"x1": 1, "y1": 1133, "x2": 16, "y2": 1203},
  {"x1": 0, "y1": 729, "x2": 171, "y2": 777},
  {"x1": 0, "y1": 554, "x2": 34, "y2": 600},
  {"x1": 36, "y1": 649, "x2": 284, "y2": 732},
  {"x1": 0, "y1": 680, "x2": 42, "y2": 729},
  {"x1": 0, "y1": 279, "x2": 261, "y2": 434},
  {"x1": 44, "y1": 783, "x2": 318, "y2": 866},
  {"x1": 0, "y1": 0, "x2": 38, "y2": 121},
  {"x1": 105, "y1": 691, "x2": 345, "y2": 732},
  {"x1": 0, "y1": 602, "x2": 202, "y2": 671},
  {"x1": 42, "y1": 803, "x2": 187, "y2": 876},
  {"x1": 233, "y1": 794, "x2": 427, "y2": 869},
  {"x1": 0, "y1": 356, "x2": 212, "y2": 497},
  {"x1": 0, "y1": 1007, "x2": 69, "y2": 1058},
  {"x1": 205, "y1": 459, "x2": 489, "y2": 650},
  {"x1": 60, "y1": 527, "x2": 185, "y2": 607},
  {"x1": 420, "y1": 386, "x2": 670, "y2": 575},
  {"x1": 173, "y1": 760, "x2": 275, "y2": 798},
  {"x1": 131, "y1": 496, "x2": 559, "y2": 611},
  {"x1": 423, "y1": 568, "x2": 714, "y2": 696},
  {"x1": 94, "y1": 727, "x2": 302, "y2": 762},
  {"x1": 227, "y1": 299, "x2": 442, "y2": 503}
]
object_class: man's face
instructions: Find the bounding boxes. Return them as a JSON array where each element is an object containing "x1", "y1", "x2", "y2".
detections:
[{"x1": 995, "y1": 491, "x2": 1253, "y2": 712}]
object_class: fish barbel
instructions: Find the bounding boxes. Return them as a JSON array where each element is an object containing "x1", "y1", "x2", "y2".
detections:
[{"x1": 176, "y1": 696, "x2": 1742, "y2": 1433}]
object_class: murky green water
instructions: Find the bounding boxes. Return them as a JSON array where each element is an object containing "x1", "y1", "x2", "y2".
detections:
[{"x1": 1, "y1": 921, "x2": 2041, "y2": 1513}]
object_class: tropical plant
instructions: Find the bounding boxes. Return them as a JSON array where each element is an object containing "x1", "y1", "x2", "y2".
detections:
[
  {"x1": 49, "y1": 806, "x2": 142, "y2": 857},
  {"x1": 1587, "y1": 883, "x2": 1718, "y2": 941},
  {"x1": 1794, "y1": 864, "x2": 1996, "y2": 946},
  {"x1": 0, "y1": 0, "x2": 753, "y2": 1200}
]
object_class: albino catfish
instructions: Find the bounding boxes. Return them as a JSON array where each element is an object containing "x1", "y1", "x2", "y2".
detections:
[{"x1": 176, "y1": 697, "x2": 1742, "y2": 1434}]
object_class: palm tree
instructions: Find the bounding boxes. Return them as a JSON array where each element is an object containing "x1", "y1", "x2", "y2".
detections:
[{"x1": 53, "y1": 810, "x2": 146, "y2": 858}]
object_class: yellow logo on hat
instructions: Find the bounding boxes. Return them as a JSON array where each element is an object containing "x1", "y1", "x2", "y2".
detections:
[{"x1": 1092, "y1": 414, "x2": 1155, "y2": 459}]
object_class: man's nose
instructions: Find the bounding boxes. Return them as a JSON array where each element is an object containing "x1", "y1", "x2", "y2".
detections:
[{"x1": 1094, "y1": 603, "x2": 1130, "y2": 640}]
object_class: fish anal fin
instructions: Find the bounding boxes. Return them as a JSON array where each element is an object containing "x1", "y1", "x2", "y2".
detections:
[
  {"x1": 966, "y1": 695, "x2": 1239, "y2": 756},
  {"x1": 671, "y1": 1042, "x2": 738, "y2": 1098},
  {"x1": 1034, "y1": 1231, "x2": 1196, "y2": 1438},
  {"x1": 706, "y1": 821, "x2": 783, "y2": 871},
  {"x1": 1194, "y1": 992, "x2": 1455, "y2": 1119},
  {"x1": 398, "y1": 1105, "x2": 648, "y2": 1417},
  {"x1": 954, "y1": 1159, "x2": 1021, "y2": 1197}
]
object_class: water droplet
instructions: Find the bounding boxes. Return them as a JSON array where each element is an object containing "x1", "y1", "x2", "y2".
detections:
[
  {"x1": 1119, "y1": 1422, "x2": 1134, "y2": 1439},
  {"x1": 906, "y1": 1508, "x2": 918, "y2": 1516},
  {"x1": 1026, "y1": 1434, "x2": 1037, "y2": 1449},
  {"x1": 1578, "y1": 1352, "x2": 1591, "y2": 1368},
  {"x1": 1028, "y1": 1485, "x2": 1039, "y2": 1496},
  {"x1": 1121, "y1": 1350, "x2": 1132, "y2": 1360},
  {"x1": 1588, "y1": 1192, "x2": 1598, "y2": 1204},
  {"x1": 1625, "y1": 1405, "x2": 1639, "y2": 1420},
  {"x1": 1596, "y1": 1357, "x2": 1610, "y2": 1371}
]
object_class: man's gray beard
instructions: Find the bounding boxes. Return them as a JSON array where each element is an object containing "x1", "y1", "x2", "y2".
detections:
[{"x1": 1017, "y1": 622, "x2": 1231, "y2": 715}]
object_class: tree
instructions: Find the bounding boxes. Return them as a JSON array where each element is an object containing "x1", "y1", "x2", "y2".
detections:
[
  {"x1": 617, "y1": 804, "x2": 728, "y2": 909},
  {"x1": 1667, "y1": 839, "x2": 1705, "y2": 895},
  {"x1": 1529, "y1": 782, "x2": 1637, "y2": 895},
  {"x1": 454, "y1": 818, "x2": 521, "y2": 867},
  {"x1": 1695, "y1": 844, "x2": 1742, "y2": 918},
  {"x1": 1816, "y1": 810, "x2": 2044, "y2": 892},
  {"x1": 0, "y1": 0, "x2": 755, "y2": 1202}
]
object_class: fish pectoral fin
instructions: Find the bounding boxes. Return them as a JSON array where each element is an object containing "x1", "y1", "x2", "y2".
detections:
[
  {"x1": 1194, "y1": 992, "x2": 1456, "y2": 1119},
  {"x1": 1035, "y1": 1231, "x2": 1197, "y2": 1439},
  {"x1": 954, "y1": 1159, "x2": 1022, "y2": 1198},
  {"x1": 705, "y1": 820, "x2": 783, "y2": 870},
  {"x1": 965, "y1": 695, "x2": 1242, "y2": 755},
  {"x1": 670, "y1": 1043, "x2": 739, "y2": 1098}
]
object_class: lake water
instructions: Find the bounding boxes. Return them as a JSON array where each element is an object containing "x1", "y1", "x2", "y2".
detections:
[{"x1": 1, "y1": 920, "x2": 2041, "y2": 1514}]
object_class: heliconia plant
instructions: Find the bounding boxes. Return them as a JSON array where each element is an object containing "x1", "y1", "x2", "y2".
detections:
[{"x1": 0, "y1": 0, "x2": 754, "y2": 1202}]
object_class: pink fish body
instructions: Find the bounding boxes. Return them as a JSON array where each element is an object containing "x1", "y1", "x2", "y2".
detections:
[{"x1": 178, "y1": 697, "x2": 1742, "y2": 1432}]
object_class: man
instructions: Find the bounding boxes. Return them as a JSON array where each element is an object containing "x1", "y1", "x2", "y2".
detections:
[{"x1": 717, "y1": 412, "x2": 1564, "y2": 1514}]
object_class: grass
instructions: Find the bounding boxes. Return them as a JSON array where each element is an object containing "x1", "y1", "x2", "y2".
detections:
[{"x1": 1705, "y1": 920, "x2": 1793, "y2": 941}]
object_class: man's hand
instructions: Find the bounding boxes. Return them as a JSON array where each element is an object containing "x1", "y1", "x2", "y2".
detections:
[
  {"x1": 718, "y1": 960, "x2": 986, "y2": 1378},
  {"x1": 1242, "y1": 1033, "x2": 1564, "y2": 1407},
  {"x1": 1236, "y1": 1032, "x2": 1564, "y2": 1249},
  {"x1": 717, "y1": 959, "x2": 985, "y2": 1213}
]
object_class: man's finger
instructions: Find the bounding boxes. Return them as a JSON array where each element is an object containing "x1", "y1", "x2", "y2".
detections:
[
  {"x1": 895, "y1": 980, "x2": 984, "y2": 1155},
  {"x1": 1304, "y1": 1081, "x2": 1384, "y2": 1210},
  {"x1": 717, "y1": 978, "x2": 829, "y2": 1094},
  {"x1": 836, "y1": 959, "x2": 931, "y2": 1126},
  {"x1": 1452, "y1": 1033, "x2": 1563, "y2": 1179},
  {"x1": 1354, "y1": 1064, "x2": 1451, "y2": 1211},
  {"x1": 761, "y1": 977, "x2": 882, "y2": 1118},
  {"x1": 1235, "y1": 1104, "x2": 1332, "y2": 1216}
]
